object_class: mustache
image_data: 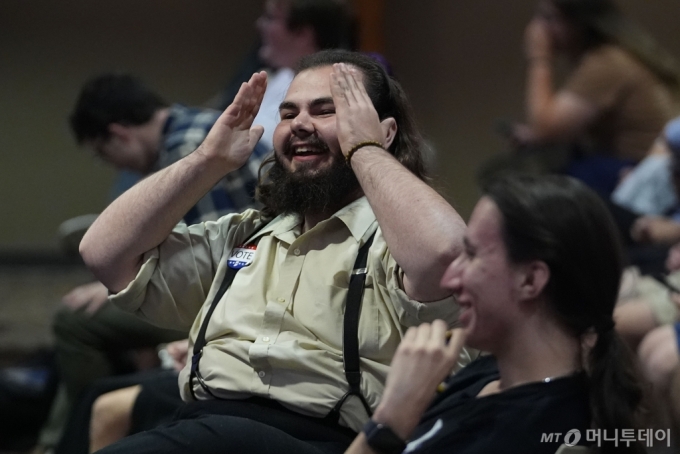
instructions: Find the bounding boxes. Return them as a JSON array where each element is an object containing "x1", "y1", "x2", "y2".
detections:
[{"x1": 283, "y1": 136, "x2": 331, "y2": 155}]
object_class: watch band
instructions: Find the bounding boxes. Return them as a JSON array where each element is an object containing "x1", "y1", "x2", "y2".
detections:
[{"x1": 362, "y1": 419, "x2": 407, "y2": 454}]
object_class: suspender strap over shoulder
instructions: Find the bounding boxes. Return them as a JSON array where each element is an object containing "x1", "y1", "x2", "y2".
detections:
[
  {"x1": 189, "y1": 222, "x2": 268, "y2": 400},
  {"x1": 327, "y1": 233, "x2": 376, "y2": 423},
  {"x1": 340, "y1": 234, "x2": 375, "y2": 413}
]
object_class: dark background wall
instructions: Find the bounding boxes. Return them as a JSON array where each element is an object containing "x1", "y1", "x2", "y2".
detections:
[{"x1": 1, "y1": 0, "x2": 679, "y2": 253}]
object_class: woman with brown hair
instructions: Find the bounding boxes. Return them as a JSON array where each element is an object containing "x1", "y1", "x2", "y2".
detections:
[
  {"x1": 346, "y1": 173, "x2": 646, "y2": 454},
  {"x1": 512, "y1": 0, "x2": 680, "y2": 197}
]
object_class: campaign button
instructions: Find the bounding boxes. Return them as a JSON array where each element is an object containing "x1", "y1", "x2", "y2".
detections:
[{"x1": 227, "y1": 244, "x2": 257, "y2": 269}]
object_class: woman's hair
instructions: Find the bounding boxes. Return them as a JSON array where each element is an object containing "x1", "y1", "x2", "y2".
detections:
[
  {"x1": 553, "y1": 0, "x2": 680, "y2": 92},
  {"x1": 484, "y1": 174, "x2": 645, "y2": 454}
]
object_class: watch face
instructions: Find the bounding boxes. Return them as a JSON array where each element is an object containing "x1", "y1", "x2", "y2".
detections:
[{"x1": 365, "y1": 421, "x2": 406, "y2": 454}]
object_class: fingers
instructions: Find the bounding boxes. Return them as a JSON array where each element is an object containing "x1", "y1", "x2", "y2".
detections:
[
  {"x1": 337, "y1": 64, "x2": 359, "y2": 104},
  {"x1": 249, "y1": 71, "x2": 268, "y2": 119},
  {"x1": 225, "y1": 71, "x2": 267, "y2": 126},
  {"x1": 430, "y1": 319, "x2": 448, "y2": 343},
  {"x1": 346, "y1": 65, "x2": 373, "y2": 105},
  {"x1": 446, "y1": 328, "x2": 467, "y2": 358},
  {"x1": 243, "y1": 71, "x2": 267, "y2": 117},
  {"x1": 222, "y1": 82, "x2": 248, "y2": 121},
  {"x1": 334, "y1": 63, "x2": 371, "y2": 106},
  {"x1": 403, "y1": 325, "x2": 418, "y2": 343},
  {"x1": 330, "y1": 67, "x2": 348, "y2": 106},
  {"x1": 407, "y1": 320, "x2": 450, "y2": 348},
  {"x1": 249, "y1": 125, "x2": 265, "y2": 148}
]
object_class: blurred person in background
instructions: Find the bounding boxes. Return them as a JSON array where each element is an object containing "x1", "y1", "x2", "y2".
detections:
[
  {"x1": 483, "y1": 0, "x2": 680, "y2": 198},
  {"x1": 32, "y1": 72, "x2": 269, "y2": 454},
  {"x1": 207, "y1": 0, "x2": 356, "y2": 152}
]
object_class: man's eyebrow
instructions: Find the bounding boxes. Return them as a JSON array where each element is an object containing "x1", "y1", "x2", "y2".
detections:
[
  {"x1": 278, "y1": 97, "x2": 335, "y2": 111},
  {"x1": 309, "y1": 97, "x2": 334, "y2": 108},
  {"x1": 279, "y1": 101, "x2": 297, "y2": 111}
]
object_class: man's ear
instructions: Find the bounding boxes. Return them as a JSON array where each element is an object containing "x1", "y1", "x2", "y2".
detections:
[
  {"x1": 380, "y1": 117, "x2": 398, "y2": 150},
  {"x1": 517, "y1": 260, "x2": 550, "y2": 300},
  {"x1": 107, "y1": 123, "x2": 130, "y2": 142}
]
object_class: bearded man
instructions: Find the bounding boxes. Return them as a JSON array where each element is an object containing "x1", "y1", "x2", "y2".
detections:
[{"x1": 79, "y1": 50, "x2": 466, "y2": 454}]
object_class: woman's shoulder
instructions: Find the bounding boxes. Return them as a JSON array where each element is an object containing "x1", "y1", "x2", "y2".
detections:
[
  {"x1": 407, "y1": 359, "x2": 590, "y2": 454},
  {"x1": 442, "y1": 356, "x2": 499, "y2": 391},
  {"x1": 580, "y1": 44, "x2": 643, "y2": 73}
]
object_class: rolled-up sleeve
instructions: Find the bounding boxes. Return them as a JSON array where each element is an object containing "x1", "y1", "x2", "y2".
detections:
[{"x1": 109, "y1": 209, "x2": 263, "y2": 331}]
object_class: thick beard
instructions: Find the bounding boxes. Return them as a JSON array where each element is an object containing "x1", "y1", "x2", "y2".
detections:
[{"x1": 257, "y1": 149, "x2": 360, "y2": 219}]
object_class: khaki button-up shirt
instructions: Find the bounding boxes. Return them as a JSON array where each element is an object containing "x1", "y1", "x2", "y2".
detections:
[{"x1": 111, "y1": 197, "x2": 459, "y2": 432}]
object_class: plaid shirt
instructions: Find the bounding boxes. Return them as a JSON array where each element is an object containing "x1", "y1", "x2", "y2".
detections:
[{"x1": 155, "y1": 104, "x2": 270, "y2": 224}]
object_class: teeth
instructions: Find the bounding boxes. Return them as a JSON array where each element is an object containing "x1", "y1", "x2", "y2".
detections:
[{"x1": 294, "y1": 147, "x2": 321, "y2": 154}]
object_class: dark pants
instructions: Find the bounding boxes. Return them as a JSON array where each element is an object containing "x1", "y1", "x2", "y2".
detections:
[
  {"x1": 55, "y1": 370, "x2": 182, "y2": 454},
  {"x1": 53, "y1": 303, "x2": 186, "y2": 401},
  {"x1": 96, "y1": 398, "x2": 357, "y2": 454},
  {"x1": 40, "y1": 303, "x2": 186, "y2": 447}
]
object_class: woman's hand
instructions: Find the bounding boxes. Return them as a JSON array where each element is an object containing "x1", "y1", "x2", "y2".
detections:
[
  {"x1": 509, "y1": 123, "x2": 539, "y2": 148},
  {"x1": 524, "y1": 17, "x2": 553, "y2": 61},
  {"x1": 631, "y1": 216, "x2": 680, "y2": 245},
  {"x1": 371, "y1": 321, "x2": 467, "y2": 440},
  {"x1": 196, "y1": 71, "x2": 267, "y2": 171}
]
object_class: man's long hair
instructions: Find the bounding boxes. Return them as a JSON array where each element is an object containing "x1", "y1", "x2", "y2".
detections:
[{"x1": 256, "y1": 50, "x2": 431, "y2": 218}]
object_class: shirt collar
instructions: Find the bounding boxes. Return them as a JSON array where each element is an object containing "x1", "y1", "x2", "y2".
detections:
[
  {"x1": 332, "y1": 196, "x2": 377, "y2": 243},
  {"x1": 248, "y1": 197, "x2": 377, "y2": 245}
]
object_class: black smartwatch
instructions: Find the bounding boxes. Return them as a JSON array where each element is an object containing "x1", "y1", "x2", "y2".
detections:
[{"x1": 362, "y1": 419, "x2": 406, "y2": 454}]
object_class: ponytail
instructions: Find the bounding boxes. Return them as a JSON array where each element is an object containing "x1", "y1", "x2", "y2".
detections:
[{"x1": 588, "y1": 328, "x2": 647, "y2": 454}]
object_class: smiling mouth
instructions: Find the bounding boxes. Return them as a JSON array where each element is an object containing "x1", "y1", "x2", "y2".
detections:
[
  {"x1": 292, "y1": 145, "x2": 325, "y2": 156},
  {"x1": 285, "y1": 134, "x2": 330, "y2": 157}
]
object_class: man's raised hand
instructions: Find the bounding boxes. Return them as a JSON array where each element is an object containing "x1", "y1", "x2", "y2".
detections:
[
  {"x1": 330, "y1": 63, "x2": 389, "y2": 159},
  {"x1": 197, "y1": 71, "x2": 268, "y2": 171}
]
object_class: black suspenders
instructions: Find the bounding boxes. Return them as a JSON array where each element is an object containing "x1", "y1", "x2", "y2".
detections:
[
  {"x1": 328, "y1": 233, "x2": 375, "y2": 422},
  {"x1": 189, "y1": 228, "x2": 376, "y2": 420}
]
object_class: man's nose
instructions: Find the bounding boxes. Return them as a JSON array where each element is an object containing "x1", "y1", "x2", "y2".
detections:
[{"x1": 291, "y1": 111, "x2": 314, "y2": 136}]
